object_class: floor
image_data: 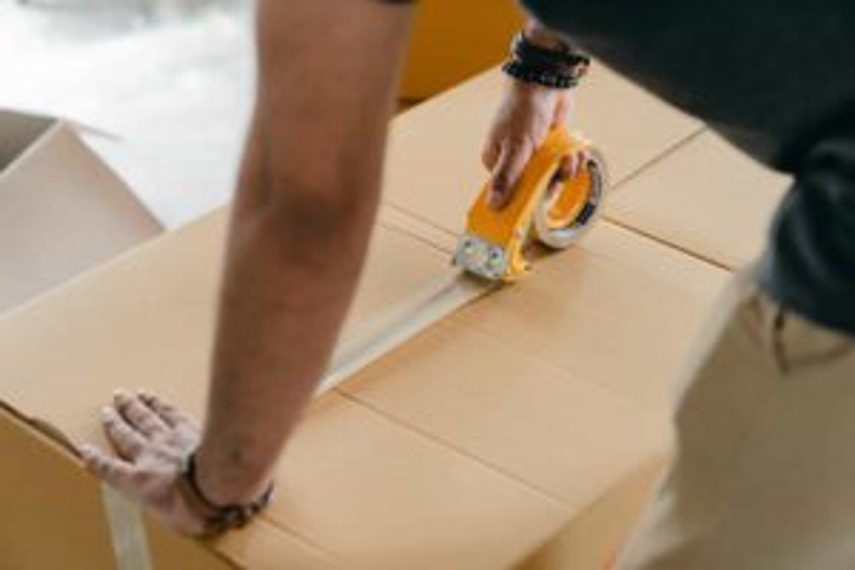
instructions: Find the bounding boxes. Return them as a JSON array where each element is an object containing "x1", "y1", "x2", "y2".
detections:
[{"x1": 0, "y1": 0, "x2": 255, "y2": 228}]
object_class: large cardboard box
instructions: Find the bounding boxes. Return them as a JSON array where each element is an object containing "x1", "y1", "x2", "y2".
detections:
[
  {"x1": 1, "y1": 67, "x2": 727, "y2": 568},
  {"x1": 0, "y1": 218, "x2": 723, "y2": 570},
  {"x1": 0, "y1": 110, "x2": 162, "y2": 314}
]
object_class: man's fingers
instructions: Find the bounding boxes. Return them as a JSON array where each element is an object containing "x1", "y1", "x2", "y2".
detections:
[
  {"x1": 114, "y1": 390, "x2": 168, "y2": 438},
  {"x1": 557, "y1": 149, "x2": 590, "y2": 181},
  {"x1": 557, "y1": 154, "x2": 578, "y2": 181},
  {"x1": 101, "y1": 407, "x2": 146, "y2": 459},
  {"x1": 80, "y1": 444, "x2": 137, "y2": 491},
  {"x1": 489, "y1": 139, "x2": 534, "y2": 209},
  {"x1": 481, "y1": 138, "x2": 502, "y2": 170},
  {"x1": 137, "y1": 390, "x2": 191, "y2": 429}
]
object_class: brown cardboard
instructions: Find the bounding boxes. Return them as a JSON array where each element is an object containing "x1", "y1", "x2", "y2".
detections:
[
  {"x1": 0, "y1": 66, "x2": 725, "y2": 568},
  {"x1": 606, "y1": 132, "x2": 789, "y2": 269},
  {"x1": 0, "y1": 110, "x2": 162, "y2": 314}
]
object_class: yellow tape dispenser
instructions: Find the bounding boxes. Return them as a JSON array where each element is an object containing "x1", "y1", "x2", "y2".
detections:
[{"x1": 453, "y1": 126, "x2": 609, "y2": 282}]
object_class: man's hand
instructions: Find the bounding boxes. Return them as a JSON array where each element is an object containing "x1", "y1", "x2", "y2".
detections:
[
  {"x1": 483, "y1": 80, "x2": 574, "y2": 208},
  {"x1": 483, "y1": 20, "x2": 587, "y2": 209},
  {"x1": 80, "y1": 390, "x2": 207, "y2": 536}
]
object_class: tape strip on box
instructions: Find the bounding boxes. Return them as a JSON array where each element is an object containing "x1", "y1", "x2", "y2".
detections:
[{"x1": 101, "y1": 483, "x2": 154, "y2": 570}]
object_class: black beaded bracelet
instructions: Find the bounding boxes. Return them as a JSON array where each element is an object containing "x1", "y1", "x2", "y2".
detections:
[
  {"x1": 502, "y1": 59, "x2": 579, "y2": 89},
  {"x1": 502, "y1": 32, "x2": 590, "y2": 90},
  {"x1": 511, "y1": 32, "x2": 590, "y2": 72}
]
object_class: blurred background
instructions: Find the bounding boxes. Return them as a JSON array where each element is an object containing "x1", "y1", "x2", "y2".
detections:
[
  {"x1": 0, "y1": 0, "x2": 255, "y2": 227},
  {"x1": 0, "y1": 0, "x2": 522, "y2": 228}
]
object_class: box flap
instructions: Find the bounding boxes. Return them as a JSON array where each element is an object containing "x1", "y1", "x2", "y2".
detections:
[{"x1": 0, "y1": 122, "x2": 162, "y2": 314}]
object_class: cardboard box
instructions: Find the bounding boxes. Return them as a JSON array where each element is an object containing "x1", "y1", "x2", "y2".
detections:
[
  {"x1": 0, "y1": 110, "x2": 162, "y2": 314},
  {"x1": 1, "y1": 68, "x2": 728, "y2": 568}
]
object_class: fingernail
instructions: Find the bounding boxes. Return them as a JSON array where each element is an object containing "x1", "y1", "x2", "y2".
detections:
[
  {"x1": 113, "y1": 389, "x2": 130, "y2": 401},
  {"x1": 101, "y1": 407, "x2": 113, "y2": 418}
]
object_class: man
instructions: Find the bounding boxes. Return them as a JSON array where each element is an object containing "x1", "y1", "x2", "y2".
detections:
[{"x1": 81, "y1": 0, "x2": 855, "y2": 566}]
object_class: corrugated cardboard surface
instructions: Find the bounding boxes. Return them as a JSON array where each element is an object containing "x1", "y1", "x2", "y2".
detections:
[
  {"x1": 606, "y1": 131, "x2": 788, "y2": 269},
  {"x1": 0, "y1": 64, "x2": 741, "y2": 568},
  {"x1": 0, "y1": 115, "x2": 162, "y2": 313}
]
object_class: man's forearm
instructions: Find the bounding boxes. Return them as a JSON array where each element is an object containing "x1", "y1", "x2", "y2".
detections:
[
  {"x1": 195, "y1": 119, "x2": 380, "y2": 504},
  {"x1": 194, "y1": 0, "x2": 414, "y2": 504}
]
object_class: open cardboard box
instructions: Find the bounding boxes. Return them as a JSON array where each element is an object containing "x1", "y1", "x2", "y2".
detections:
[
  {"x1": 0, "y1": 109, "x2": 162, "y2": 315},
  {"x1": 1, "y1": 66, "x2": 732, "y2": 569}
]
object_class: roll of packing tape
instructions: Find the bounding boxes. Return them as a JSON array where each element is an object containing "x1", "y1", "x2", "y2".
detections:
[{"x1": 534, "y1": 147, "x2": 609, "y2": 250}]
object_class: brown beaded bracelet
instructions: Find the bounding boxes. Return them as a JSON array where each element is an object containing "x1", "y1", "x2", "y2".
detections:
[{"x1": 176, "y1": 452, "x2": 274, "y2": 536}]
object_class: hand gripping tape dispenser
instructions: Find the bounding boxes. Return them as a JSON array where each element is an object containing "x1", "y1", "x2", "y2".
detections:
[{"x1": 453, "y1": 126, "x2": 609, "y2": 282}]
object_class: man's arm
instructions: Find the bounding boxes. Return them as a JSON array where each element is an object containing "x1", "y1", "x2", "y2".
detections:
[
  {"x1": 196, "y1": 0, "x2": 414, "y2": 506},
  {"x1": 82, "y1": 0, "x2": 414, "y2": 533}
]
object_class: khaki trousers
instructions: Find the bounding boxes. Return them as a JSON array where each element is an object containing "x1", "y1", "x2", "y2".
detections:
[{"x1": 620, "y1": 267, "x2": 855, "y2": 570}]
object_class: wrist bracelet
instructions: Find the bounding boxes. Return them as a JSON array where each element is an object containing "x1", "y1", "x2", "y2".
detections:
[
  {"x1": 177, "y1": 452, "x2": 274, "y2": 536},
  {"x1": 512, "y1": 32, "x2": 590, "y2": 73},
  {"x1": 502, "y1": 59, "x2": 580, "y2": 89},
  {"x1": 502, "y1": 32, "x2": 590, "y2": 90}
]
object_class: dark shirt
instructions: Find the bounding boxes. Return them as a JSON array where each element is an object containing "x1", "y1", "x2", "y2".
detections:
[{"x1": 522, "y1": 0, "x2": 855, "y2": 334}]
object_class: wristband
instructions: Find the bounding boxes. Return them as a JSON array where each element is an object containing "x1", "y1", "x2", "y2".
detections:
[
  {"x1": 512, "y1": 32, "x2": 590, "y2": 73},
  {"x1": 176, "y1": 452, "x2": 274, "y2": 536},
  {"x1": 501, "y1": 59, "x2": 580, "y2": 89},
  {"x1": 502, "y1": 32, "x2": 590, "y2": 90}
]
